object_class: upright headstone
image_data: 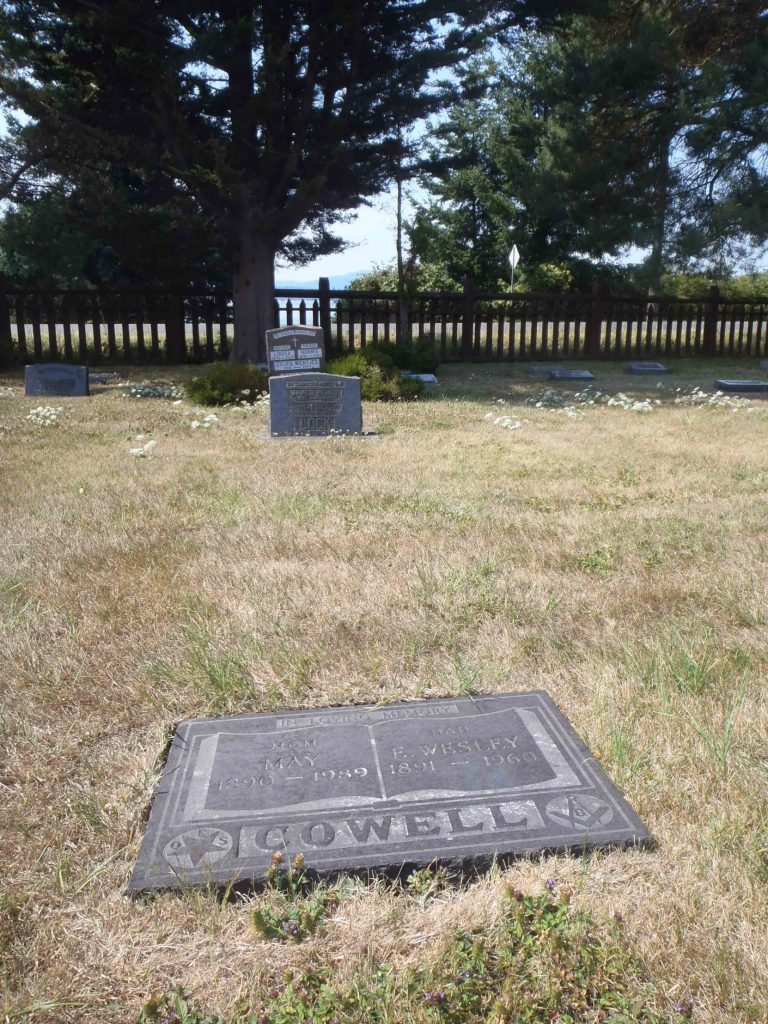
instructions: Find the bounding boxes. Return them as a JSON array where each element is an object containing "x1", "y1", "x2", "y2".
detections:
[
  {"x1": 266, "y1": 326, "x2": 325, "y2": 374},
  {"x1": 25, "y1": 364, "x2": 89, "y2": 397},
  {"x1": 626, "y1": 361, "x2": 668, "y2": 375},
  {"x1": 127, "y1": 691, "x2": 653, "y2": 893},
  {"x1": 269, "y1": 372, "x2": 362, "y2": 436}
]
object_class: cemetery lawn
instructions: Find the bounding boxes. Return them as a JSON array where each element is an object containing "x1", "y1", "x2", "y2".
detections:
[{"x1": 1, "y1": 361, "x2": 767, "y2": 1024}]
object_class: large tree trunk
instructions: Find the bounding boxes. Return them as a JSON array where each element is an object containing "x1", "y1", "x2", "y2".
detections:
[{"x1": 231, "y1": 228, "x2": 276, "y2": 364}]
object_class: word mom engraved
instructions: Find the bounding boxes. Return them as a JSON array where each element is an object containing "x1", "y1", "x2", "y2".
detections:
[{"x1": 128, "y1": 692, "x2": 652, "y2": 893}]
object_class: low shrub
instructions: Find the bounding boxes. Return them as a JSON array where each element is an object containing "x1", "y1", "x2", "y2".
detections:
[
  {"x1": 185, "y1": 362, "x2": 268, "y2": 406},
  {"x1": 327, "y1": 351, "x2": 423, "y2": 401}
]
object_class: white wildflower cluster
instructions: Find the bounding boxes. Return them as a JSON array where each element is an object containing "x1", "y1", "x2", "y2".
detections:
[
  {"x1": 483, "y1": 411, "x2": 522, "y2": 430},
  {"x1": 190, "y1": 413, "x2": 219, "y2": 430},
  {"x1": 671, "y1": 386, "x2": 752, "y2": 410},
  {"x1": 606, "y1": 393, "x2": 660, "y2": 413},
  {"x1": 234, "y1": 392, "x2": 270, "y2": 413},
  {"x1": 26, "y1": 405, "x2": 63, "y2": 426},
  {"x1": 120, "y1": 381, "x2": 184, "y2": 400},
  {"x1": 129, "y1": 437, "x2": 158, "y2": 457},
  {"x1": 526, "y1": 386, "x2": 603, "y2": 410}
]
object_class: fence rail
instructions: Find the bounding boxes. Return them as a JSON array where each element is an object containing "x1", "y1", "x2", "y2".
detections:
[{"x1": 2, "y1": 279, "x2": 767, "y2": 364}]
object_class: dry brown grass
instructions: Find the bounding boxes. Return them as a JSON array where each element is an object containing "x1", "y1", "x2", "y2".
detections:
[{"x1": 1, "y1": 360, "x2": 767, "y2": 1023}]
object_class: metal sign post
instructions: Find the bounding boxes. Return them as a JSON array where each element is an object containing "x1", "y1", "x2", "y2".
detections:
[{"x1": 509, "y1": 244, "x2": 521, "y2": 289}]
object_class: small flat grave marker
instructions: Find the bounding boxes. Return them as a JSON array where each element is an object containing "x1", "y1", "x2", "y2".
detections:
[
  {"x1": 525, "y1": 365, "x2": 554, "y2": 377},
  {"x1": 548, "y1": 369, "x2": 595, "y2": 381},
  {"x1": 266, "y1": 326, "x2": 325, "y2": 374},
  {"x1": 714, "y1": 379, "x2": 768, "y2": 393},
  {"x1": 128, "y1": 691, "x2": 652, "y2": 893},
  {"x1": 269, "y1": 372, "x2": 362, "y2": 436},
  {"x1": 25, "y1": 363, "x2": 89, "y2": 397},
  {"x1": 626, "y1": 361, "x2": 668, "y2": 375}
]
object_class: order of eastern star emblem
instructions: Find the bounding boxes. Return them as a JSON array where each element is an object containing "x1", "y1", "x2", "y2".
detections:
[
  {"x1": 163, "y1": 828, "x2": 233, "y2": 870},
  {"x1": 545, "y1": 794, "x2": 614, "y2": 830}
]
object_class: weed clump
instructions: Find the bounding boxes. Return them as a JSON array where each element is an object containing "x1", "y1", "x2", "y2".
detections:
[
  {"x1": 327, "y1": 350, "x2": 423, "y2": 401},
  {"x1": 250, "y1": 852, "x2": 339, "y2": 942},
  {"x1": 186, "y1": 363, "x2": 268, "y2": 406}
]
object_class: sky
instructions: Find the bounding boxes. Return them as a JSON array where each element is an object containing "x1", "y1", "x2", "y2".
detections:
[{"x1": 276, "y1": 186, "x2": 407, "y2": 284}]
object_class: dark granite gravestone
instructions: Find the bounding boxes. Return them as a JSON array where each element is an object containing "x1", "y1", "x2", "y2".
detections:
[
  {"x1": 714, "y1": 380, "x2": 768, "y2": 392},
  {"x1": 548, "y1": 369, "x2": 595, "y2": 381},
  {"x1": 128, "y1": 691, "x2": 652, "y2": 893},
  {"x1": 266, "y1": 326, "x2": 325, "y2": 374},
  {"x1": 525, "y1": 365, "x2": 554, "y2": 377},
  {"x1": 25, "y1": 363, "x2": 89, "y2": 397},
  {"x1": 269, "y1": 372, "x2": 362, "y2": 436},
  {"x1": 626, "y1": 362, "x2": 668, "y2": 374}
]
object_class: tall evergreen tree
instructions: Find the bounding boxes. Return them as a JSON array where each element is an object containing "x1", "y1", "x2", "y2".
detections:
[
  {"x1": 0, "y1": 1, "x2": 568, "y2": 360},
  {"x1": 412, "y1": 1, "x2": 768, "y2": 290}
]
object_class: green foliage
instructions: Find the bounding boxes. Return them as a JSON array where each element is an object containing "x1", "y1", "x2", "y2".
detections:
[
  {"x1": 139, "y1": 885, "x2": 685, "y2": 1023},
  {"x1": 514, "y1": 262, "x2": 574, "y2": 293},
  {"x1": 138, "y1": 988, "x2": 223, "y2": 1024},
  {"x1": 251, "y1": 853, "x2": 339, "y2": 943},
  {"x1": 327, "y1": 351, "x2": 424, "y2": 401},
  {"x1": 185, "y1": 363, "x2": 268, "y2": 407},
  {"x1": 659, "y1": 270, "x2": 768, "y2": 301},
  {"x1": 347, "y1": 261, "x2": 460, "y2": 294}
]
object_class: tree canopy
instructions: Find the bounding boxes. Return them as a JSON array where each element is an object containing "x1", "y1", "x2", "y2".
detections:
[{"x1": 1, "y1": 0, "x2": 577, "y2": 358}]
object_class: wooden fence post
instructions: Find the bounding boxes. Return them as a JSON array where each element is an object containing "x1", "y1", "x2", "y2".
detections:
[
  {"x1": 0, "y1": 276, "x2": 13, "y2": 367},
  {"x1": 461, "y1": 276, "x2": 476, "y2": 361},
  {"x1": 584, "y1": 281, "x2": 604, "y2": 358},
  {"x1": 165, "y1": 292, "x2": 186, "y2": 363},
  {"x1": 318, "y1": 277, "x2": 332, "y2": 359},
  {"x1": 702, "y1": 284, "x2": 720, "y2": 357}
]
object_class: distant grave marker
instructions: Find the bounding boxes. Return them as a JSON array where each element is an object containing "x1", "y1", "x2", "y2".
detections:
[
  {"x1": 25, "y1": 363, "x2": 89, "y2": 397},
  {"x1": 128, "y1": 691, "x2": 652, "y2": 893},
  {"x1": 525, "y1": 365, "x2": 554, "y2": 377},
  {"x1": 269, "y1": 372, "x2": 362, "y2": 436},
  {"x1": 714, "y1": 379, "x2": 768, "y2": 393},
  {"x1": 626, "y1": 362, "x2": 668, "y2": 375},
  {"x1": 266, "y1": 326, "x2": 325, "y2": 374},
  {"x1": 548, "y1": 369, "x2": 595, "y2": 382}
]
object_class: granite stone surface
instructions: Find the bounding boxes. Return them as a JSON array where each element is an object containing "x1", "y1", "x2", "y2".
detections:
[
  {"x1": 626, "y1": 362, "x2": 668, "y2": 374},
  {"x1": 714, "y1": 379, "x2": 768, "y2": 392},
  {"x1": 128, "y1": 691, "x2": 652, "y2": 893},
  {"x1": 269, "y1": 372, "x2": 362, "y2": 436},
  {"x1": 548, "y1": 369, "x2": 595, "y2": 381},
  {"x1": 266, "y1": 326, "x2": 325, "y2": 374},
  {"x1": 25, "y1": 363, "x2": 89, "y2": 397}
]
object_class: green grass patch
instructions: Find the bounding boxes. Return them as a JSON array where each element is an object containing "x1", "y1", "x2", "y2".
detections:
[{"x1": 138, "y1": 885, "x2": 686, "y2": 1023}]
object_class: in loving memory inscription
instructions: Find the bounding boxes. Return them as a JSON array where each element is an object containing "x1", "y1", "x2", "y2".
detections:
[{"x1": 128, "y1": 693, "x2": 651, "y2": 892}]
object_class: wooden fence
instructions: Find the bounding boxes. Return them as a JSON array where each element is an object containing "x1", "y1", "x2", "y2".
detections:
[{"x1": 2, "y1": 278, "x2": 768, "y2": 364}]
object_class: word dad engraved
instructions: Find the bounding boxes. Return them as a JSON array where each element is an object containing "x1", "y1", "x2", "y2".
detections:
[
  {"x1": 265, "y1": 325, "x2": 325, "y2": 374},
  {"x1": 128, "y1": 692, "x2": 651, "y2": 893}
]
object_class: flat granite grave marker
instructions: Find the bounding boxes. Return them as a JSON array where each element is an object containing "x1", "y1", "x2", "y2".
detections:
[
  {"x1": 266, "y1": 326, "x2": 325, "y2": 374},
  {"x1": 626, "y1": 361, "x2": 668, "y2": 375},
  {"x1": 25, "y1": 363, "x2": 89, "y2": 397},
  {"x1": 548, "y1": 369, "x2": 595, "y2": 381},
  {"x1": 128, "y1": 691, "x2": 652, "y2": 893},
  {"x1": 269, "y1": 372, "x2": 363, "y2": 436},
  {"x1": 525, "y1": 365, "x2": 554, "y2": 377},
  {"x1": 714, "y1": 379, "x2": 768, "y2": 393}
]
